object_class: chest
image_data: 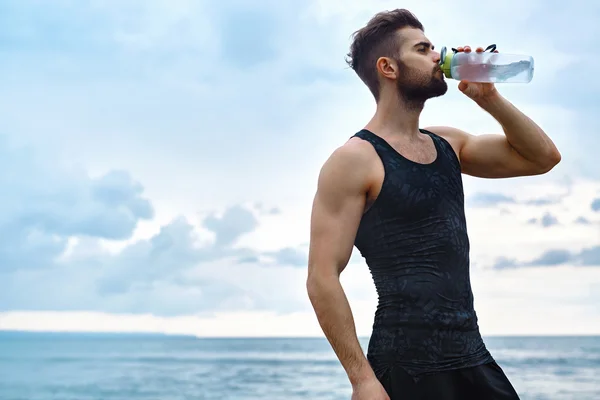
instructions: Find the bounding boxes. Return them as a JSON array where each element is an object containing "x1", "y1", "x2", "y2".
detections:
[{"x1": 386, "y1": 138, "x2": 438, "y2": 165}]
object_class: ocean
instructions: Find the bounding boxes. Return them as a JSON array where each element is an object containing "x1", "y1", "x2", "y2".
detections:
[{"x1": 0, "y1": 332, "x2": 598, "y2": 400}]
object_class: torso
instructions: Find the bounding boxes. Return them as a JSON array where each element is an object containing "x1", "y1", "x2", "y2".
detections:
[{"x1": 349, "y1": 128, "x2": 493, "y2": 380}]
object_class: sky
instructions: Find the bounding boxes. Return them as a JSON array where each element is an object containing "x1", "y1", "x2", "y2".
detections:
[{"x1": 0, "y1": 0, "x2": 599, "y2": 337}]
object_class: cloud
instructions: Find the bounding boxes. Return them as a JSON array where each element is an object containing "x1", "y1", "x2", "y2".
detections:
[
  {"x1": 265, "y1": 247, "x2": 308, "y2": 267},
  {"x1": 592, "y1": 198, "x2": 600, "y2": 212},
  {"x1": 0, "y1": 134, "x2": 312, "y2": 315},
  {"x1": 574, "y1": 217, "x2": 591, "y2": 225},
  {"x1": 468, "y1": 192, "x2": 567, "y2": 209},
  {"x1": 96, "y1": 217, "x2": 209, "y2": 295},
  {"x1": 468, "y1": 192, "x2": 516, "y2": 208},
  {"x1": 254, "y1": 203, "x2": 281, "y2": 216},
  {"x1": 523, "y1": 197, "x2": 564, "y2": 206},
  {"x1": 202, "y1": 205, "x2": 259, "y2": 248},
  {"x1": 528, "y1": 249, "x2": 572, "y2": 266},
  {"x1": 493, "y1": 246, "x2": 600, "y2": 269},
  {"x1": 465, "y1": 179, "x2": 600, "y2": 274},
  {"x1": 580, "y1": 247, "x2": 600, "y2": 266},
  {"x1": 0, "y1": 138, "x2": 153, "y2": 272},
  {"x1": 527, "y1": 212, "x2": 560, "y2": 228},
  {"x1": 0, "y1": 205, "x2": 300, "y2": 316},
  {"x1": 492, "y1": 257, "x2": 517, "y2": 270}
]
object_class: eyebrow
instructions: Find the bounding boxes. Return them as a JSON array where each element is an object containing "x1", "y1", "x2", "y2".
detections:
[{"x1": 414, "y1": 41, "x2": 434, "y2": 50}]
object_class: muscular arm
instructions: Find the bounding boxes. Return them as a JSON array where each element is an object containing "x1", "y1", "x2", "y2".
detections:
[
  {"x1": 306, "y1": 141, "x2": 376, "y2": 386},
  {"x1": 426, "y1": 93, "x2": 561, "y2": 178}
]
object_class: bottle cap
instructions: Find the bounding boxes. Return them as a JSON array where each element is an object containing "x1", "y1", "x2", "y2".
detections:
[{"x1": 438, "y1": 46, "x2": 454, "y2": 79}]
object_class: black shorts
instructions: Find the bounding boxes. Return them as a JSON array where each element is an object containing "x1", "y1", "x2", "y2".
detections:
[{"x1": 379, "y1": 361, "x2": 520, "y2": 400}]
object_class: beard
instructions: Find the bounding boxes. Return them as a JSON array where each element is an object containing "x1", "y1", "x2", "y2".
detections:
[{"x1": 396, "y1": 62, "x2": 448, "y2": 106}]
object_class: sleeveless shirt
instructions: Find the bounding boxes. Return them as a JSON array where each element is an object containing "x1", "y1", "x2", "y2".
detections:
[{"x1": 352, "y1": 129, "x2": 494, "y2": 381}]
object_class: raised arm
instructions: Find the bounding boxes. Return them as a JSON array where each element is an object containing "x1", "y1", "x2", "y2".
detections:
[
  {"x1": 426, "y1": 93, "x2": 561, "y2": 179},
  {"x1": 426, "y1": 46, "x2": 561, "y2": 179},
  {"x1": 306, "y1": 141, "x2": 389, "y2": 399}
]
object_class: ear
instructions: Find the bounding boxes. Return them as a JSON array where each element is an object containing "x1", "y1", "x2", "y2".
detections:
[{"x1": 376, "y1": 57, "x2": 398, "y2": 80}]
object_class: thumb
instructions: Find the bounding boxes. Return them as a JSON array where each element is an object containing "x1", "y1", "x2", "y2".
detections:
[{"x1": 458, "y1": 80, "x2": 469, "y2": 92}]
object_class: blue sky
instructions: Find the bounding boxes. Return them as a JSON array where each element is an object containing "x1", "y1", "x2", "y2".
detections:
[{"x1": 0, "y1": 0, "x2": 599, "y2": 336}]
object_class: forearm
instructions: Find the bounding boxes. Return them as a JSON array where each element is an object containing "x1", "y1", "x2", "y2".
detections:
[
  {"x1": 306, "y1": 274, "x2": 375, "y2": 385},
  {"x1": 477, "y1": 93, "x2": 561, "y2": 166}
]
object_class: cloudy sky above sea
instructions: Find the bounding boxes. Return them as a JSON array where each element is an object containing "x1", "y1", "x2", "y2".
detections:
[{"x1": 0, "y1": 0, "x2": 599, "y2": 336}]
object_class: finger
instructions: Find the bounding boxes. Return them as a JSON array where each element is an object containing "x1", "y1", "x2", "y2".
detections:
[
  {"x1": 464, "y1": 45, "x2": 471, "y2": 53},
  {"x1": 493, "y1": 50, "x2": 499, "y2": 53},
  {"x1": 476, "y1": 46, "x2": 484, "y2": 53},
  {"x1": 456, "y1": 46, "x2": 464, "y2": 52}
]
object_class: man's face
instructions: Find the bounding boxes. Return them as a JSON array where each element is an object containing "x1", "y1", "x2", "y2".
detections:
[{"x1": 394, "y1": 28, "x2": 447, "y2": 102}]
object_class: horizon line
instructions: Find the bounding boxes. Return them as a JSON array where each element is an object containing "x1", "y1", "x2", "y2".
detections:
[{"x1": 1, "y1": 329, "x2": 599, "y2": 338}]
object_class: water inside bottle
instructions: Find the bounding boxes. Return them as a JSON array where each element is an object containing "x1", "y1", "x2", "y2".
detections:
[{"x1": 451, "y1": 57, "x2": 534, "y2": 83}]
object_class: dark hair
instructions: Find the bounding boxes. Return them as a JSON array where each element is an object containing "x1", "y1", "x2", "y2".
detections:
[{"x1": 346, "y1": 9, "x2": 424, "y2": 100}]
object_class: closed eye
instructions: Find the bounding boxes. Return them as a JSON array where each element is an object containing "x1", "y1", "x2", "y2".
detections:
[{"x1": 414, "y1": 41, "x2": 434, "y2": 52}]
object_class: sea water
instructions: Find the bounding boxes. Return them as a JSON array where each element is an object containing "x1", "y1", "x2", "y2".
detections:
[{"x1": 0, "y1": 332, "x2": 599, "y2": 399}]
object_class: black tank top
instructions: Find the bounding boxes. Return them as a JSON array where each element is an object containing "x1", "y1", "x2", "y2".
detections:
[{"x1": 352, "y1": 129, "x2": 494, "y2": 380}]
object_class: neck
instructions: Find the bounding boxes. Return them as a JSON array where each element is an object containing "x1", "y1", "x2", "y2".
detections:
[{"x1": 364, "y1": 90, "x2": 424, "y2": 139}]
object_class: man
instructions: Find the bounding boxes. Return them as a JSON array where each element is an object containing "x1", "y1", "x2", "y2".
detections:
[{"x1": 306, "y1": 9, "x2": 560, "y2": 400}]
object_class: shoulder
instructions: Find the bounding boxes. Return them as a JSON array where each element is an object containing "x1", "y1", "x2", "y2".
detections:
[
  {"x1": 317, "y1": 136, "x2": 379, "y2": 193},
  {"x1": 322, "y1": 136, "x2": 379, "y2": 172},
  {"x1": 422, "y1": 125, "x2": 473, "y2": 161},
  {"x1": 329, "y1": 136, "x2": 375, "y2": 164}
]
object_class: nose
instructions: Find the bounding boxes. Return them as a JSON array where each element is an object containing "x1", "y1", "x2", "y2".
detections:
[{"x1": 432, "y1": 50, "x2": 441, "y2": 64}]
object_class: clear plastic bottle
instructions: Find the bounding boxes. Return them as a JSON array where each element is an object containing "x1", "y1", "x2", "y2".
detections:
[{"x1": 439, "y1": 46, "x2": 534, "y2": 83}]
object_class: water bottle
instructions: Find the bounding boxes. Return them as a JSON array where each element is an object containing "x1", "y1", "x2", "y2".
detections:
[{"x1": 438, "y1": 45, "x2": 534, "y2": 83}]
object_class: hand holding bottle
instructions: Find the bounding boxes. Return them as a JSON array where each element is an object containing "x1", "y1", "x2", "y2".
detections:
[{"x1": 455, "y1": 45, "x2": 500, "y2": 101}]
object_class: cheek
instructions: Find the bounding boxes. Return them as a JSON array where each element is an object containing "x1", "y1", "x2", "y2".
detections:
[
  {"x1": 421, "y1": 58, "x2": 436, "y2": 70},
  {"x1": 404, "y1": 58, "x2": 433, "y2": 75}
]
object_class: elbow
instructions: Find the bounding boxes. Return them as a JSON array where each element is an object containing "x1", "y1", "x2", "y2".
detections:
[
  {"x1": 306, "y1": 271, "x2": 315, "y2": 292},
  {"x1": 306, "y1": 267, "x2": 338, "y2": 301},
  {"x1": 306, "y1": 275, "x2": 323, "y2": 307},
  {"x1": 551, "y1": 149, "x2": 562, "y2": 166},
  {"x1": 306, "y1": 267, "x2": 319, "y2": 299},
  {"x1": 531, "y1": 147, "x2": 561, "y2": 174},
  {"x1": 539, "y1": 148, "x2": 562, "y2": 173},
  {"x1": 306, "y1": 270, "x2": 323, "y2": 300}
]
